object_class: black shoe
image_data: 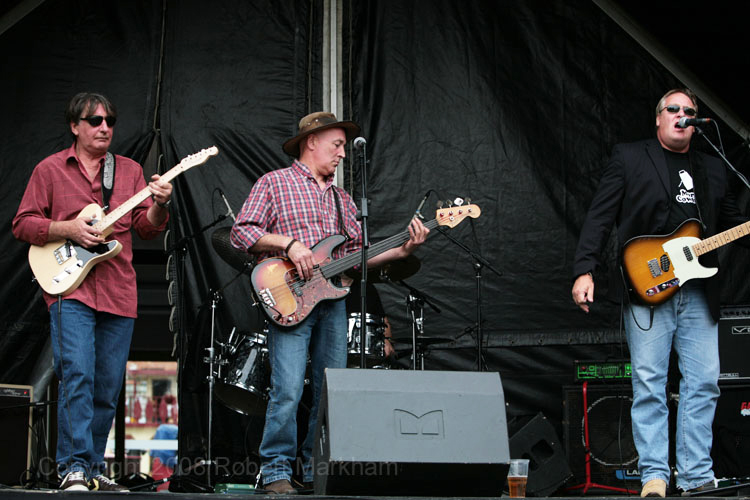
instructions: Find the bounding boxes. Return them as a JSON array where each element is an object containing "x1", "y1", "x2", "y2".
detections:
[
  {"x1": 59, "y1": 470, "x2": 89, "y2": 491},
  {"x1": 681, "y1": 479, "x2": 718, "y2": 496},
  {"x1": 264, "y1": 479, "x2": 298, "y2": 495},
  {"x1": 90, "y1": 474, "x2": 129, "y2": 492}
]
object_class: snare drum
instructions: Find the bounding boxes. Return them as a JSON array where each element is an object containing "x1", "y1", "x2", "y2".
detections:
[
  {"x1": 215, "y1": 331, "x2": 270, "y2": 416},
  {"x1": 347, "y1": 313, "x2": 385, "y2": 365}
]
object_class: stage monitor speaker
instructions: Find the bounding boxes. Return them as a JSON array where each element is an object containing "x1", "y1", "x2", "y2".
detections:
[
  {"x1": 712, "y1": 383, "x2": 750, "y2": 478},
  {"x1": 509, "y1": 412, "x2": 572, "y2": 496},
  {"x1": 313, "y1": 369, "x2": 510, "y2": 496},
  {"x1": 718, "y1": 306, "x2": 750, "y2": 382},
  {"x1": 0, "y1": 384, "x2": 33, "y2": 486},
  {"x1": 562, "y1": 384, "x2": 640, "y2": 491}
]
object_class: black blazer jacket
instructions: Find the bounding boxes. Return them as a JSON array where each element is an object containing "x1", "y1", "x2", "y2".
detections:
[{"x1": 573, "y1": 138, "x2": 748, "y2": 321}]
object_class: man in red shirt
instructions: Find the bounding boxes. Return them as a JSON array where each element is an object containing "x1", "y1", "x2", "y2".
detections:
[
  {"x1": 231, "y1": 112, "x2": 428, "y2": 494},
  {"x1": 12, "y1": 92, "x2": 172, "y2": 492}
]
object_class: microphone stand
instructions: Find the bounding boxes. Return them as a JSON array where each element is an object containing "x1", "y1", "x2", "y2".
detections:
[
  {"x1": 694, "y1": 126, "x2": 750, "y2": 191},
  {"x1": 355, "y1": 142, "x2": 370, "y2": 369},
  {"x1": 436, "y1": 226, "x2": 502, "y2": 371},
  {"x1": 164, "y1": 212, "x2": 228, "y2": 488}
]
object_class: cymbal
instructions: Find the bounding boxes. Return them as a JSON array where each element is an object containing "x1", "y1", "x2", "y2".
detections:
[
  {"x1": 211, "y1": 227, "x2": 254, "y2": 271},
  {"x1": 346, "y1": 254, "x2": 421, "y2": 283},
  {"x1": 390, "y1": 336, "x2": 452, "y2": 347}
]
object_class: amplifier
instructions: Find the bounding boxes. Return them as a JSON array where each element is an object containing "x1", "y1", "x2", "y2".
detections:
[
  {"x1": 575, "y1": 359, "x2": 631, "y2": 382},
  {"x1": 0, "y1": 384, "x2": 33, "y2": 486},
  {"x1": 719, "y1": 306, "x2": 750, "y2": 381}
]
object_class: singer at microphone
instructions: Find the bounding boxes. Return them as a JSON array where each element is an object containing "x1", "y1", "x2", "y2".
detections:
[{"x1": 676, "y1": 117, "x2": 712, "y2": 129}]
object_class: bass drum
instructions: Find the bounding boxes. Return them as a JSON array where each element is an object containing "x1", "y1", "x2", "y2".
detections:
[{"x1": 215, "y1": 331, "x2": 270, "y2": 416}]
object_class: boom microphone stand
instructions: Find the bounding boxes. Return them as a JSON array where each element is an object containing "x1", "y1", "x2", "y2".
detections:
[
  {"x1": 693, "y1": 125, "x2": 750, "y2": 191},
  {"x1": 436, "y1": 221, "x2": 501, "y2": 371}
]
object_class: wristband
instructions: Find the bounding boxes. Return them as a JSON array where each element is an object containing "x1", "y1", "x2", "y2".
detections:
[{"x1": 285, "y1": 239, "x2": 298, "y2": 254}]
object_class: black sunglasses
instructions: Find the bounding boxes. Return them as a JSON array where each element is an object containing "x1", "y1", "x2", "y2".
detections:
[
  {"x1": 79, "y1": 115, "x2": 117, "y2": 127},
  {"x1": 660, "y1": 104, "x2": 697, "y2": 117}
]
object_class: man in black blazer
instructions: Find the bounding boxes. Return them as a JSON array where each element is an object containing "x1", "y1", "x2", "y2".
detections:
[{"x1": 572, "y1": 88, "x2": 748, "y2": 497}]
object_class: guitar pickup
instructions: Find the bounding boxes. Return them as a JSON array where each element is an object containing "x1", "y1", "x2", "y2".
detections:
[
  {"x1": 647, "y1": 258, "x2": 662, "y2": 278},
  {"x1": 53, "y1": 241, "x2": 76, "y2": 265},
  {"x1": 259, "y1": 288, "x2": 276, "y2": 307}
]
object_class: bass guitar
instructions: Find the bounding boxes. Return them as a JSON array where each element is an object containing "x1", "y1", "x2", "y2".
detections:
[
  {"x1": 251, "y1": 203, "x2": 481, "y2": 326},
  {"x1": 28, "y1": 146, "x2": 219, "y2": 296},
  {"x1": 622, "y1": 218, "x2": 750, "y2": 305}
]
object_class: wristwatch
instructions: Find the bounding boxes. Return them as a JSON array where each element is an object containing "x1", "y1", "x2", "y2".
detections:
[{"x1": 156, "y1": 199, "x2": 171, "y2": 208}]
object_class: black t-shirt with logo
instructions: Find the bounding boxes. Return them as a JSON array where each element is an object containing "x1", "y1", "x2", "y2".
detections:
[{"x1": 663, "y1": 148, "x2": 699, "y2": 233}]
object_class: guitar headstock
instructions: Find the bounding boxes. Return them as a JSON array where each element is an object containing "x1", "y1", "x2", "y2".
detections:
[
  {"x1": 435, "y1": 203, "x2": 481, "y2": 228},
  {"x1": 177, "y1": 146, "x2": 219, "y2": 172}
]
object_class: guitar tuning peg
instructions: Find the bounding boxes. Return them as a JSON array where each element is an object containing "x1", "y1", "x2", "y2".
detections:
[
  {"x1": 445, "y1": 199, "x2": 453, "y2": 207},
  {"x1": 465, "y1": 197, "x2": 471, "y2": 205},
  {"x1": 454, "y1": 197, "x2": 464, "y2": 206},
  {"x1": 436, "y1": 200, "x2": 444, "y2": 209}
]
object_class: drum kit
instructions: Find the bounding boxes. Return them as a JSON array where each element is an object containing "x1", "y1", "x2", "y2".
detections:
[{"x1": 208, "y1": 226, "x2": 453, "y2": 416}]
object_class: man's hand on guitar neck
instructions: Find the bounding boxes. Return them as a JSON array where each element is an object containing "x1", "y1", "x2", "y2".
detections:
[
  {"x1": 49, "y1": 216, "x2": 104, "y2": 248},
  {"x1": 572, "y1": 272, "x2": 594, "y2": 313}
]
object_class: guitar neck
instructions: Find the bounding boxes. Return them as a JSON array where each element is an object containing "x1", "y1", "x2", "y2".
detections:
[
  {"x1": 92, "y1": 146, "x2": 218, "y2": 233},
  {"x1": 692, "y1": 220, "x2": 750, "y2": 256},
  {"x1": 322, "y1": 218, "x2": 441, "y2": 277}
]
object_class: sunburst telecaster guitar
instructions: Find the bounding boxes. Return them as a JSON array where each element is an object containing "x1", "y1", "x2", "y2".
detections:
[
  {"x1": 251, "y1": 203, "x2": 481, "y2": 327},
  {"x1": 622, "y1": 218, "x2": 750, "y2": 305},
  {"x1": 28, "y1": 146, "x2": 219, "y2": 296}
]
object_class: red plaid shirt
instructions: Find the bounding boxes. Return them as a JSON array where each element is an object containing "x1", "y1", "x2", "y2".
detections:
[
  {"x1": 230, "y1": 160, "x2": 362, "y2": 260},
  {"x1": 12, "y1": 143, "x2": 167, "y2": 317}
]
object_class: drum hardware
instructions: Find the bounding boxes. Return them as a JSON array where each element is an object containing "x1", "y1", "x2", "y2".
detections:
[
  {"x1": 398, "y1": 279, "x2": 441, "y2": 370},
  {"x1": 346, "y1": 313, "x2": 386, "y2": 367}
]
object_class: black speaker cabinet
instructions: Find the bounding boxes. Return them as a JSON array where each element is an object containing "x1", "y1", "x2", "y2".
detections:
[
  {"x1": 719, "y1": 306, "x2": 750, "y2": 382},
  {"x1": 509, "y1": 412, "x2": 572, "y2": 496},
  {"x1": 712, "y1": 383, "x2": 750, "y2": 478},
  {"x1": 562, "y1": 384, "x2": 640, "y2": 491},
  {"x1": 0, "y1": 384, "x2": 33, "y2": 486},
  {"x1": 313, "y1": 369, "x2": 510, "y2": 496}
]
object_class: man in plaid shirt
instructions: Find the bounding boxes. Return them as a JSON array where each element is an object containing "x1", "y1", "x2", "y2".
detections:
[{"x1": 231, "y1": 112, "x2": 428, "y2": 494}]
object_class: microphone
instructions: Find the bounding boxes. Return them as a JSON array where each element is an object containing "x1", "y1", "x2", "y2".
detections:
[
  {"x1": 414, "y1": 190, "x2": 431, "y2": 219},
  {"x1": 219, "y1": 189, "x2": 236, "y2": 222},
  {"x1": 677, "y1": 117, "x2": 712, "y2": 128},
  {"x1": 353, "y1": 137, "x2": 367, "y2": 150}
]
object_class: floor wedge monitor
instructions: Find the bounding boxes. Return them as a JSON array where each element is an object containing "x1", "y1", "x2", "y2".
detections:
[{"x1": 313, "y1": 369, "x2": 510, "y2": 496}]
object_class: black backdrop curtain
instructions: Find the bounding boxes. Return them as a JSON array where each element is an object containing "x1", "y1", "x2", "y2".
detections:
[{"x1": 1, "y1": 0, "x2": 748, "y2": 487}]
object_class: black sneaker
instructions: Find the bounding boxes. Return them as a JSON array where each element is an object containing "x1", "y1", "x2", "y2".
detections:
[
  {"x1": 59, "y1": 470, "x2": 89, "y2": 491},
  {"x1": 681, "y1": 479, "x2": 718, "y2": 496},
  {"x1": 90, "y1": 474, "x2": 129, "y2": 492}
]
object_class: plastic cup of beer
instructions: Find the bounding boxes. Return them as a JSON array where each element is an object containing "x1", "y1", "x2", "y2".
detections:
[{"x1": 507, "y1": 458, "x2": 530, "y2": 498}]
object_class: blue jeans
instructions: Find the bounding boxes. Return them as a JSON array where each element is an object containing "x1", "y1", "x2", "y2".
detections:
[
  {"x1": 624, "y1": 281, "x2": 719, "y2": 491},
  {"x1": 49, "y1": 299, "x2": 134, "y2": 478},
  {"x1": 259, "y1": 299, "x2": 348, "y2": 485}
]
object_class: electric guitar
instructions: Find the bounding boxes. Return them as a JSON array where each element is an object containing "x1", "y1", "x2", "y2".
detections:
[
  {"x1": 622, "y1": 218, "x2": 750, "y2": 305},
  {"x1": 251, "y1": 203, "x2": 481, "y2": 326},
  {"x1": 28, "y1": 146, "x2": 219, "y2": 296}
]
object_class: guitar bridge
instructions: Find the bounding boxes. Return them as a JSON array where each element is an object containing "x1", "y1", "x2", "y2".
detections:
[
  {"x1": 647, "y1": 258, "x2": 662, "y2": 278},
  {"x1": 258, "y1": 288, "x2": 276, "y2": 307},
  {"x1": 645, "y1": 278, "x2": 680, "y2": 297}
]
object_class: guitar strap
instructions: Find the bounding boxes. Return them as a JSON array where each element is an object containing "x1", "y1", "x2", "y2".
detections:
[
  {"x1": 101, "y1": 152, "x2": 116, "y2": 211},
  {"x1": 332, "y1": 187, "x2": 352, "y2": 241}
]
